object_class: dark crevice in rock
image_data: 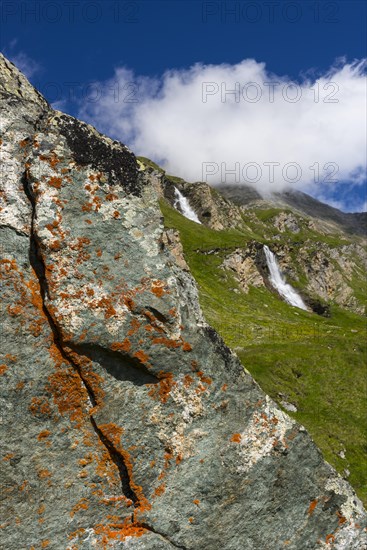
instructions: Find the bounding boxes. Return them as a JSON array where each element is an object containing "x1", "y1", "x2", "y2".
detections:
[
  {"x1": 89, "y1": 416, "x2": 138, "y2": 504},
  {"x1": 144, "y1": 306, "x2": 170, "y2": 325},
  {"x1": 67, "y1": 342, "x2": 159, "y2": 385},
  {"x1": 139, "y1": 523, "x2": 188, "y2": 549},
  {"x1": 0, "y1": 224, "x2": 29, "y2": 237},
  {"x1": 21, "y1": 159, "x2": 140, "y2": 508}
]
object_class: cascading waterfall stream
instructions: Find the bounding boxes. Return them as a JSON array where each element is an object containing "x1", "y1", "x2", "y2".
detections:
[
  {"x1": 263, "y1": 245, "x2": 308, "y2": 311},
  {"x1": 174, "y1": 187, "x2": 201, "y2": 224}
]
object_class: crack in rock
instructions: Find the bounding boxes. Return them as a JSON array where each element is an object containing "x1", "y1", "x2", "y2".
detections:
[{"x1": 21, "y1": 149, "x2": 142, "y2": 508}]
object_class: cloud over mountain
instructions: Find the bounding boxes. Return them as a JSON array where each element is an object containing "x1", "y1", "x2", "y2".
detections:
[{"x1": 78, "y1": 58, "x2": 366, "y2": 206}]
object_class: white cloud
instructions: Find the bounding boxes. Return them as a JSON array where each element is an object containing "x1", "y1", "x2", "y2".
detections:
[
  {"x1": 9, "y1": 52, "x2": 41, "y2": 79},
  {"x1": 78, "y1": 59, "x2": 365, "y2": 207},
  {"x1": 4, "y1": 43, "x2": 41, "y2": 79}
]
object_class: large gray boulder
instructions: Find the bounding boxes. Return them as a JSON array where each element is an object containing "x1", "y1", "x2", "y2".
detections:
[{"x1": 0, "y1": 53, "x2": 366, "y2": 549}]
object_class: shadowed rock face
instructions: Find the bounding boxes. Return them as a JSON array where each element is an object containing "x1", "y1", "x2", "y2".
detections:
[{"x1": 1, "y1": 53, "x2": 366, "y2": 549}]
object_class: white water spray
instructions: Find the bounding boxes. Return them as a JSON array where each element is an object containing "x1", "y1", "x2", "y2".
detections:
[
  {"x1": 263, "y1": 245, "x2": 308, "y2": 311},
  {"x1": 174, "y1": 187, "x2": 201, "y2": 224}
]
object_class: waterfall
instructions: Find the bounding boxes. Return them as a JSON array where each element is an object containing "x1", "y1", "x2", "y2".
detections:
[
  {"x1": 174, "y1": 187, "x2": 201, "y2": 224},
  {"x1": 263, "y1": 245, "x2": 308, "y2": 311}
]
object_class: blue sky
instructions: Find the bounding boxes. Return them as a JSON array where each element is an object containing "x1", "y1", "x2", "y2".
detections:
[{"x1": 2, "y1": 0, "x2": 366, "y2": 211}]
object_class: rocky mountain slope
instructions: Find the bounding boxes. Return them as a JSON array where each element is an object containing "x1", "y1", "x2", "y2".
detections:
[
  {"x1": 1, "y1": 54, "x2": 366, "y2": 550},
  {"x1": 141, "y1": 160, "x2": 367, "y2": 507},
  {"x1": 159, "y1": 176, "x2": 366, "y2": 316}
]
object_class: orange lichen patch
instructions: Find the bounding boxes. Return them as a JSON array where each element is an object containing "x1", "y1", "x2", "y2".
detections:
[
  {"x1": 70, "y1": 498, "x2": 89, "y2": 518},
  {"x1": 3, "y1": 453, "x2": 15, "y2": 461},
  {"x1": 168, "y1": 307, "x2": 177, "y2": 317},
  {"x1": 85, "y1": 219, "x2": 92, "y2": 225},
  {"x1": 19, "y1": 139, "x2": 29, "y2": 148},
  {"x1": 189, "y1": 517, "x2": 194, "y2": 523},
  {"x1": 127, "y1": 318, "x2": 140, "y2": 335},
  {"x1": 46, "y1": 368, "x2": 87, "y2": 427},
  {"x1": 0, "y1": 364, "x2": 7, "y2": 376},
  {"x1": 196, "y1": 371, "x2": 212, "y2": 385},
  {"x1": 183, "y1": 374, "x2": 194, "y2": 388},
  {"x1": 79, "y1": 454, "x2": 93, "y2": 467},
  {"x1": 114, "y1": 252, "x2": 121, "y2": 260},
  {"x1": 19, "y1": 480, "x2": 28, "y2": 491},
  {"x1": 64, "y1": 350, "x2": 105, "y2": 407},
  {"x1": 151, "y1": 281, "x2": 166, "y2": 297},
  {"x1": 150, "y1": 460, "x2": 156, "y2": 468},
  {"x1": 47, "y1": 342, "x2": 65, "y2": 369},
  {"x1": 106, "y1": 193, "x2": 118, "y2": 201},
  {"x1": 326, "y1": 534, "x2": 335, "y2": 544},
  {"x1": 7, "y1": 304, "x2": 23, "y2": 316},
  {"x1": 94, "y1": 446, "x2": 120, "y2": 487},
  {"x1": 176, "y1": 454, "x2": 183, "y2": 465},
  {"x1": 231, "y1": 433, "x2": 242, "y2": 443},
  {"x1": 152, "y1": 337, "x2": 181, "y2": 349},
  {"x1": 93, "y1": 519, "x2": 147, "y2": 548},
  {"x1": 38, "y1": 469, "x2": 51, "y2": 479},
  {"x1": 68, "y1": 528, "x2": 86, "y2": 541},
  {"x1": 96, "y1": 248, "x2": 102, "y2": 257},
  {"x1": 193, "y1": 499, "x2": 200, "y2": 506},
  {"x1": 182, "y1": 342, "x2": 192, "y2": 352},
  {"x1": 111, "y1": 339, "x2": 131, "y2": 353},
  {"x1": 221, "y1": 384, "x2": 228, "y2": 392},
  {"x1": 5, "y1": 354, "x2": 17, "y2": 363},
  {"x1": 91, "y1": 296, "x2": 116, "y2": 319},
  {"x1": 191, "y1": 360, "x2": 199, "y2": 372},
  {"x1": 93, "y1": 196, "x2": 102, "y2": 211},
  {"x1": 37, "y1": 430, "x2": 51, "y2": 441},
  {"x1": 336, "y1": 511, "x2": 347, "y2": 525},
  {"x1": 164, "y1": 450, "x2": 174, "y2": 470},
  {"x1": 29, "y1": 318, "x2": 44, "y2": 337},
  {"x1": 308, "y1": 499, "x2": 318, "y2": 516},
  {"x1": 49, "y1": 239, "x2": 62, "y2": 252},
  {"x1": 70, "y1": 236, "x2": 91, "y2": 250},
  {"x1": 82, "y1": 202, "x2": 93, "y2": 212},
  {"x1": 113, "y1": 211, "x2": 120, "y2": 219},
  {"x1": 48, "y1": 176, "x2": 62, "y2": 189},
  {"x1": 134, "y1": 350, "x2": 149, "y2": 365},
  {"x1": 39, "y1": 152, "x2": 60, "y2": 168},
  {"x1": 41, "y1": 540, "x2": 50, "y2": 548},
  {"x1": 29, "y1": 397, "x2": 52, "y2": 417},
  {"x1": 153, "y1": 484, "x2": 166, "y2": 497},
  {"x1": 38, "y1": 504, "x2": 45, "y2": 515},
  {"x1": 195, "y1": 383, "x2": 207, "y2": 395},
  {"x1": 148, "y1": 372, "x2": 176, "y2": 404}
]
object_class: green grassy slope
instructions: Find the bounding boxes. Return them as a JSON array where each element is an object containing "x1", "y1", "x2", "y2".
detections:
[{"x1": 160, "y1": 198, "x2": 367, "y2": 505}]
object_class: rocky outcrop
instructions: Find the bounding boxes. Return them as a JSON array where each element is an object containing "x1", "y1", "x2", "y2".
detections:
[
  {"x1": 273, "y1": 242, "x2": 366, "y2": 315},
  {"x1": 273, "y1": 212, "x2": 300, "y2": 234},
  {"x1": 221, "y1": 246, "x2": 265, "y2": 293},
  {"x1": 163, "y1": 178, "x2": 244, "y2": 231},
  {"x1": 1, "y1": 54, "x2": 366, "y2": 549}
]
